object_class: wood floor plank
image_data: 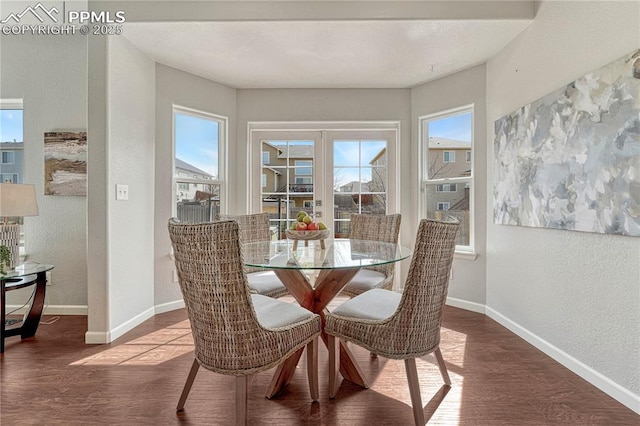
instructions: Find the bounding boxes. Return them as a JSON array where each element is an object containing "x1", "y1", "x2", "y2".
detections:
[{"x1": 1, "y1": 303, "x2": 637, "y2": 425}]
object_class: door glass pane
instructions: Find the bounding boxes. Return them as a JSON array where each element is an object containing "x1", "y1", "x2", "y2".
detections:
[
  {"x1": 333, "y1": 140, "x2": 388, "y2": 236},
  {"x1": 261, "y1": 140, "x2": 315, "y2": 238}
]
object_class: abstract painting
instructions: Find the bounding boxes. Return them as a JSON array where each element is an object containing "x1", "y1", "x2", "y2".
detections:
[
  {"x1": 494, "y1": 49, "x2": 640, "y2": 237},
  {"x1": 44, "y1": 131, "x2": 87, "y2": 196}
]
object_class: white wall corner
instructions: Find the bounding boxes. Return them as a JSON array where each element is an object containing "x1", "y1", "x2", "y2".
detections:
[
  {"x1": 486, "y1": 307, "x2": 640, "y2": 414},
  {"x1": 109, "y1": 307, "x2": 156, "y2": 343},
  {"x1": 85, "y1": 331, "x2": 110, "y2": 345}
]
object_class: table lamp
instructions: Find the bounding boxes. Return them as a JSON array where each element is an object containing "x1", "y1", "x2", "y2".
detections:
[{"x1": 0, "y1": 183, "x2": 39, "y2": 269}]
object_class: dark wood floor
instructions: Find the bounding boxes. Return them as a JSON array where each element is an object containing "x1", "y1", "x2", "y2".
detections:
[{"x1": 1, "y1": 300, "x2": 637, "y2": 425}]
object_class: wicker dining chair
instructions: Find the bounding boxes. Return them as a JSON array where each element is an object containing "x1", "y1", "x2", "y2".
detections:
[
  {"x1": 341, "y1": 213, "x2": 402, "y2": 298},
  {"x1": 218, "y1": 213, "x2": 289, "y2": 299},
  {"x1": 325, "y1": 218, "x2": 460, "y2": 426},
  {"x1": 168, "y1": 219, "x2": 321, "y2": 425}
]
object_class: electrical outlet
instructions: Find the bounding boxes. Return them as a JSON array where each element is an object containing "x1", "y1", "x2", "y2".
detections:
[
  {"x1": 46, "y1": 270, "x2": 52, "y2": 286},
  {"x1": 172, "y1": 270, "x2": 178, "y2": 283}
]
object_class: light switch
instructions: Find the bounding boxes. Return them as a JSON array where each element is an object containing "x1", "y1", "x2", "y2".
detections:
[{"x1": 116, "y1": 184, "x2": 129, "y2": 200}]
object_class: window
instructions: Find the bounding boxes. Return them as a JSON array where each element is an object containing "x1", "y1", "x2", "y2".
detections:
[
  {"x1": 420, "y1": 106, "x2": 473, "y2": 250},
  {"x1": 1, "y1": 173, "x2": 19, "y2": 183},
  {"x1": 1, "y1": 151, "x2": 15, "y2": 164},
  {"x1": 1, "y1": 101, "x2": 25, "y2": 251},
  {"x1": 436, "y1": 183, "x2": 457, "y2": 192},
  {"x1": 262, "y1": 151, "x2": 270, "y2": 164},
  {"x1": 173, "y1": 106, "x2": 226, "y2": 223},
  {"x1": 303, "y1": 200, "x2": 314, "y2": 208},
  {"x1": 295, "y1": 160, "x2": 312, "y2": 175},
  {"x1": 261, "y1": 173, "x2": 267, "y2": 188}
]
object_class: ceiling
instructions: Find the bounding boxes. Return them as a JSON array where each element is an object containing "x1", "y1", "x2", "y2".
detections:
[{"x1": 122, "y1": 19, "x2": 532, "y2": 89}]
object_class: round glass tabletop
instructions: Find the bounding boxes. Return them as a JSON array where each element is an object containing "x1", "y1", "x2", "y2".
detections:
[
  {"x1": 242, "y1": 238, "x2": 412, "y2": 270},
  {"x1": 0, "y1": 263, "x2": 54, "y2": 280}
]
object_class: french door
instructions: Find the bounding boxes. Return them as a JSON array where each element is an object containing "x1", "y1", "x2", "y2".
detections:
[{"x1": 249, "y1": 125, "x2": 398, "y2": 239}]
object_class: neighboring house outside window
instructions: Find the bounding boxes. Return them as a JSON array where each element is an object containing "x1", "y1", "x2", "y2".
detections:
[
  {"x1": 0, "y1": 102, "x2": 26, "y2": 251},
  {"x1": 421, "y1": 107, "x2": 474, "y2": 250},
  {"x1": 173, "y1": 107, "x2": 226, "y2": 223}
]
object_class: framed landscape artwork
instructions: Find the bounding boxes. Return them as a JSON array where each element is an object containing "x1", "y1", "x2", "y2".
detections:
[
  {"x1": 44, "y1": 131, "x2": 87, "y2": 196},
  {"x1": 494, "y1": 49, "x2": 640, "y2": 237}
]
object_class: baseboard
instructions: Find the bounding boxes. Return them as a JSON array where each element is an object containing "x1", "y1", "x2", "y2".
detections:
[
  {"x1": 6, "y1": 304, "x2": 88, "y2": 315},
  {"x1": 154, "y1": 299, "x2": 185, "y2": 314},
  {"x1": 109, "y1": 306, "x2": 156, "y2": 342},
  {"x1": 446, "y1": 297, "x2": 486, "y2": 314},
  {"x1": 486, "y1": 306, "x2": 640, "y2": 414}
]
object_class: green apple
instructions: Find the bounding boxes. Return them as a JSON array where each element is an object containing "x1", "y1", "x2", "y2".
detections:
[
  {"x1": 297, "y1": 211, "x2": 308, "y2": 222},
  {"x1": 318, "y1": 222, "x2": 327, "y2": 230},
  {"x1": 302, "y1": 215, "x2": 312, "y2": 225},
  {"x1": 290, "y1": 222, "x2": 297, "y2": 230}
]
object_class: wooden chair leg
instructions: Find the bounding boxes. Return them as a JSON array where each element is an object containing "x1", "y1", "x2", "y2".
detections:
[
  {"x1": 404, "y1": 358, "x2": 425, "y2": 426},
  {"x1": 306, "y1": 338, "x2": 319, "y2": 401},
  {"x1": 176, "y1": 359, "x2": 200, "y2": 411},
  {"x1": 434, "y1": 347, "x2": 451, "y2": 386},
  {"x1": 328, "y1": 334, "x2": 340, "y2": 398},
  {"x1": 236, "y1": 375, "x2": 249, "y2": 426}
]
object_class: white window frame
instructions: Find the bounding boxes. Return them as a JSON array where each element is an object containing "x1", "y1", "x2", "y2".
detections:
[
  {"x1": 262, "y1": 151, "x2": 270, "y2": 164},
  {"x1": 419, "y1": 105, "x2": 475, "y2": 254},
  {"x1": 172, "y1": 105, "x2": 228, "y2": 218},
  {"x1": 248, "y1": 121, "x2": 400, "y2": 230},
  {"x1": 443, "y1": 151, "x2": 455, "y2": 163},
  {"x1": 294, "y1": 160, "x2": 313, "y2": 176}
]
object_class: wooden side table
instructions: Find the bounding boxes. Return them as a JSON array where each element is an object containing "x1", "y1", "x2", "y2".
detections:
[{"x1": 1, "y1": 264, "x2": 54, "y2": 353}]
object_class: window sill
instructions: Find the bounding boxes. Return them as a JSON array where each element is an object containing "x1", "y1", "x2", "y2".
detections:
[{"x1": 454, "y1": 250, "x2": 478, "y2": 261}]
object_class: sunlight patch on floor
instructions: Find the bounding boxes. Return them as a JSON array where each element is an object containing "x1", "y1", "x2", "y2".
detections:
[{"x1": 70, "y1": 321, "x2": 193, "y2": 366}]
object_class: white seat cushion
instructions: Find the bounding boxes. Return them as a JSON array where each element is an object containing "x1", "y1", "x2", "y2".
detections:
[
  {"x1": 251, "y1": 294, "x2": 315, "y2": 329},
  {"x1": 331, "y1": 288, "x2": 401, "y2": 321},
  {"x1": 247, "y1": 270, "x2": 287, "y2": 295},
  {"x1": 343, "y1": 269, "x2": 386, "y2": 293}
]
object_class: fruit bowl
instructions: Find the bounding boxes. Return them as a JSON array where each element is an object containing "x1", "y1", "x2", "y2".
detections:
[
  {"x1": 286, "y1": 229, "x2": 331, "y2": 250},
  {"x1": 285, "y1": 229, "x2": 331, "y2": 240}
]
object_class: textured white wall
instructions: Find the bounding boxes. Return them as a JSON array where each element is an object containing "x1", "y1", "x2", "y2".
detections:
[
  {"x1": 0, "y1": 35, "x2": 87, "y2": 308},
  {"x1": 411, "y1": 64, "x2": 487, "y2": 307},
  {"x1": 106, "y1": 36, "x2": 156, "y2": 330},
  {"x1": 486, "y1": 0, "x2": 640, "y2": 408},
  {"x1": 154, "y1": 64, "x2": 237, "y2": 308}
]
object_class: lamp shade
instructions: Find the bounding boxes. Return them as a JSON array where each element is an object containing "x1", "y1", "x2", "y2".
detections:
[{"x1": 0, "y1": 183, "x2": 39, "y2": 217}]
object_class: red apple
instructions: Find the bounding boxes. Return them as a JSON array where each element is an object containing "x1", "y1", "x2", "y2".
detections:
[
  {"x1": 307, "y1": 222, "x2": 319, "y2": 231},
  {"x1": 295, "y1": 222, "x2": 308, "y2": 231}
]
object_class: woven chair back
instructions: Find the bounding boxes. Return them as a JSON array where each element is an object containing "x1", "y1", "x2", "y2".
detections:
[
  {"x1": 393, "y1": 218, "x2": 459, "y2": 355},
  {"x1": 349, "y1": 213, "x2": 401, "y2": 277},
  {"x1": 218, "y1": 213, "x2": 271, "y2": 274},
  {"x1": 168, "y1": 219, "x2": 265, "y2": 373}
]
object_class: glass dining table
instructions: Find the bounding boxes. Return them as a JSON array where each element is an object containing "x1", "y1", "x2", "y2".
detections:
[{"x1": 243, "y1": 238, "x2": 412, "y2": 398}]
